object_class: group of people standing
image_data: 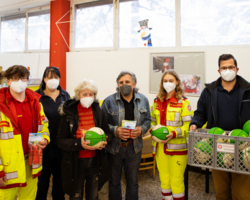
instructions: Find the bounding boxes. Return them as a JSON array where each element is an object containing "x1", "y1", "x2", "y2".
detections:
[{"x1": 0, "y1": 53, "x2": 249, "y2": 200}]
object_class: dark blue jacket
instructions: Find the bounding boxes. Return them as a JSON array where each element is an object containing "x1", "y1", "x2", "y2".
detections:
[{"x1": 190, "y1": 75, "x2": 250, "y2": 129}]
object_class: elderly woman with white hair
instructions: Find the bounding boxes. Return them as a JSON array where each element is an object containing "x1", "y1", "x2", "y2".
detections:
[{"x1": 57, "y1": 79, "x2": 112, "y2": 200}]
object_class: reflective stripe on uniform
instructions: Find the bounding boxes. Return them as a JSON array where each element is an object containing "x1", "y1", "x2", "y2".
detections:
[
  {"x1": 5, "y1": 171, "x2": 18, "y2": 180},
  {"x1": 44, "y1": 116, "x2": 49, "y2": 123},
  {"x1": 166, "y1": 143, "x2": 187, "y2": 150},
  {"x1": 175, "y1": 112, "x2": 180, "y2": 121},
  {"x1": 38, "y1": 124, "x2": 43, "y2": 132},
  {"x1": 175, "y1": 127, "x2": 183, "y2": 138},
  {"x1": 151, "y1": 116, "x2": 156, "y2": 122},
  {"x1": 173, "y1": 191, "x2": 185, "y2": 198},
  {"x1": 0, "y1": 158, "x2": 2, "y2": 165},
  {"x1": 152, "y1": 146, "x2": 156, "y2": 152},
  {"x1": 166, "y1": 121, "x2": 183, "y2": 127},
  {"x1": 42, "y1": 132, "x2": 50, "y2": 137},
  {"x1": 32, "y1": 164, "x2": 42, "y2": 169},
  {"x1": 0, "y1": 132, "x2": 14, "y2": 140},
  {"x1": 162, "y1": 188, "x2": 172, "y2": 193},
  {"x1": 182, "y1": 115, "x2": 192, "y2": 122}
]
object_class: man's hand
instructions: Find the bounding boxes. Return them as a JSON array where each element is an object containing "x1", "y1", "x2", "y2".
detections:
[
  {"x1": 116, "y1": 127, "x2": 130, "y2": 141},
  {"x1": 161, "y1": 132, "x2": 173, "y2": 144},
  {"x1": 0, "y1": 176, "x2": 7, "y2": 187},
  {"x1": 97, "y1": 136, "x2": 108, "y2": 150},
  {"x1": 81, "y1": 132, "x2": 96, "y2": 150},
  {"x1": 190, "y1": 125, "x2": 198, "y2": 132},
  {"x1": 38, "y1": 139, "x2": 48, "y2": 149},
  {"x1": 131, "y1": 127, "x2": 142, "y2": 139}
]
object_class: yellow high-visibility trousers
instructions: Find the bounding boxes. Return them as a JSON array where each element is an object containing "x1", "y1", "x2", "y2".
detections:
[
  {"x1": 155, "y1": 143, "x2": 187, "y2": 200},
  {"x1": 0, "y1": 159, "x2": 38, "y2": 200}
]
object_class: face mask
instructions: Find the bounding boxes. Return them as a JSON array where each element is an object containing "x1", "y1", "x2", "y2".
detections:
[
  {"x1": 10, "y1": 80, "x2": 27, "y2": 93},
  {"x1": 163, "y1": 82, "x2": 176, "y2": 93},
  {"x1": 220, "y1": 69, "x2": 236, "y2": 82},
  {"x1": 46, "y1": 79, "x2": 59, "y2": 90},
  {"x1": 80, "y1": 97, "x2": 94, "y2": 108},
  {"x1": 120, "y1": 84, "x2": 133, "y2": 96}
]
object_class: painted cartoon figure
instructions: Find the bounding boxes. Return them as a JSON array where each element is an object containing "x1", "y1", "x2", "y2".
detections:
[{"x1": 138, "y1": 19, "x2": 152, "y2": 47}]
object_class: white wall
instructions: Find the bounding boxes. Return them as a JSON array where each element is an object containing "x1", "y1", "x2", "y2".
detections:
[
  {"x1": 66, "y1": 46, "x2": 250, "y2": 110},
  {"x1": 0, "y1": 53, "x2": 49, "y2": 78}
]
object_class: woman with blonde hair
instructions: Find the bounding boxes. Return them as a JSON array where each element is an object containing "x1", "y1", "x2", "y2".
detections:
[
  {"x1": 150, "y1": 70, "x2": 193, "y2": 200},
  {"x1": 57, "y1": 79, "x2": 112, "y2": 200}
]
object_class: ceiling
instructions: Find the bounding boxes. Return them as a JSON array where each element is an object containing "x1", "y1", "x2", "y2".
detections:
[{"x1": 0, "y1": 0, "x2": 51, "y2": 14}]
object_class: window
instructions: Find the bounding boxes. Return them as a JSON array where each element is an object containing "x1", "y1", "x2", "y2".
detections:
[
  {"x1": 181, "y1": 0, "x2": 250, "y2": 46},
  {"x1": 119, "y1": 0, "x2": 175, "y2": 48},
  {"x1": 28, "y1": 10, "x2": 50, "y2": 50},
  {"x1": 74, "y1": 0, "x2": 114, "y2": 48},
  {"x1": 1, "y1": 14, "x2": 26, "y2": 52}
]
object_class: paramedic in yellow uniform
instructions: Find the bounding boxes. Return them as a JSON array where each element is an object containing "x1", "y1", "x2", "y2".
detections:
[
  {"x1": 151, "y1": 70, "x2": 192, "y2": 200},
  {"x1": 0, "y1": 65, "x2": 50, "y2": 200}
]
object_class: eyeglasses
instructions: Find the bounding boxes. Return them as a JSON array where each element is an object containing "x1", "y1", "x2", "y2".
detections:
[
  {"x1": 10, "y1": 77, "x2": 28, "y2": 82},
  {"x1": 219, "y1": 66, "x2": 236, "y2": 70}
]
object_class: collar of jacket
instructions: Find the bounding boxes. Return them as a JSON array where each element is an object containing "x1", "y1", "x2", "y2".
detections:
[
  {"x1": 115, "y1": 91, "x2": 141, "y2": 102},
  {"x1": 37, "y1": 86, "x2": 66, "y2": 97},
  {"x1": 62, "y1": 98, "x2": 100, "y2": 117},
  {"x1": 205, "y1": 75, "x2": 250, "y2": 92}
]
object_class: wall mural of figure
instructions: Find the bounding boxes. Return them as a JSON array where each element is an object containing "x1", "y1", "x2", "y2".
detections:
[{"x1": 138, "y1": 19, "x2": 152, "y2": 47}]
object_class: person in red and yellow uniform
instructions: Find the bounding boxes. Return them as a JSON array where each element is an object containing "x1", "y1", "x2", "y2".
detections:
[
  {"x1": 151, "y1": 70, "x2": 192, "y2": 200},
  {"x1": 0, "y1": 65, "x2": 50, "y2": 200}
]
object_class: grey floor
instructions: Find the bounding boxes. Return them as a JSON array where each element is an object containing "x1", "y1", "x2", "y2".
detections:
[{"x1": 48, "y1": 167, "x2": 216, "y2": 200}]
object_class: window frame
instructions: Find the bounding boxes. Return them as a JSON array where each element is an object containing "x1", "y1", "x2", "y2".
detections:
[
  {"x1": 0, "y1": 5, "x2": 50, "y2": 53},
  {"x1": 70, "y1": 0, "x2": 118, "y2": 51},
  {"x1": 70, "y1": 0, "x2": 180, "y2": 51},
  {"x1": 71, "y1": 0, "x2": 250, "y2": 52}
]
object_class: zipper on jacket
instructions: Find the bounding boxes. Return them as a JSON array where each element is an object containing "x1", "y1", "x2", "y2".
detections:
[{"x1": 210, "y1": 92, "x2": 218, "y2": 127}]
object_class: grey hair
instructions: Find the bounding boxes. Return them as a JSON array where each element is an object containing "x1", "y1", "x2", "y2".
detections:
[
  {"x1": 74, "y1": 79, "x2": 98, "y2": 101},
  {"x1": 116, "y1": 70, "x2": 139, "y2": 92}
]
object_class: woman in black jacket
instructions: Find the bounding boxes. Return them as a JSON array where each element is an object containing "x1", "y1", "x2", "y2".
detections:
[
  {"x1": 36, "y1": 66, "x2": 70, "y2": 200},
  {"x1": 57, "y1": 79, "x2": 112, "y2": 200}
]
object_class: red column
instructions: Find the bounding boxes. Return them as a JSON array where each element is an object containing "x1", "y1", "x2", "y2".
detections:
[{"x1": 50, "y1": 0, "x2": 70, "y2": 90}]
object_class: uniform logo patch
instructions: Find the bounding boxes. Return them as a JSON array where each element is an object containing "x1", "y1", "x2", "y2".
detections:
[{"x1": 187, "y1": 105, "x2": 191, "y2": 112}]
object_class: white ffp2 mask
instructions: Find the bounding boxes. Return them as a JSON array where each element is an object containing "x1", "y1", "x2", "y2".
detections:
[
  {"x1": 220, "y1": 69, "x2": 236, "y2": 82},
  {"x1": 163, "y1": 82, "x2": 176, "y2": 93},
  {"x1": 46, "y1": 79, "x2": 59, "y2": 90},
  {"x1": 10, "y1": 80, "x2": 27, "y2": 93},
  {"x1": 80, "y1": 97, "x2": 94, "y2": 108}
]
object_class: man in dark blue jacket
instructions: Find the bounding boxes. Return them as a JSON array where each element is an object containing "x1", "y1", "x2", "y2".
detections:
[{"x1": 190, "y1": 54, "x2": 250, "y2": 200}]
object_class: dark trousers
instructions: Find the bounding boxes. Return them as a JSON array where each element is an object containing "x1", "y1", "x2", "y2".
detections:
[
  {"x1": 70, "y1": 156, "x2": 99, "y2": 200},
  {"x1": 36, "y1": 156, "x2": 65, "y2": 200},
  {"x1": 109, "y1": 144, "x2": 142, "y2": 200}
]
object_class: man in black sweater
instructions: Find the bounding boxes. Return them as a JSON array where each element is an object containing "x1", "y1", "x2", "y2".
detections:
[{"x1": 190, "y1": 54, "x2": 250, "y2": 200}]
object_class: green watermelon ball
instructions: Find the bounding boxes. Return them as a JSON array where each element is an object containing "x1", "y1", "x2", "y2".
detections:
[
  {"x1": 228, "y1": 129, "x2": 248, "y2": 144},
  {"x1": 208, "y1": 127, "x2": 225, "y2": 135},
  {"x1": 151, "y1": 125, "x2": 169, "y2": 142},
  {"x1": 85, "y1": 127, "x2": 106, "y2": 147},
  {"x1": 194, "y1": 140, "x2": 212, "y2": 155},
  {"x1": 207, "y1": 127, "x2": 225, "y2": 142},
  {"x1": 243, "y1": 120, "x2": 250, "y2": 134}
]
